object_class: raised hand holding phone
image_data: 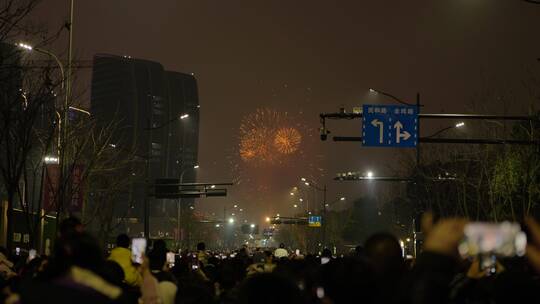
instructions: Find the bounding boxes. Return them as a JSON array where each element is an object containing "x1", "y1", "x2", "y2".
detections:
[{"x1": 131, "y1": 238, "x2": 146, "y2": 264}]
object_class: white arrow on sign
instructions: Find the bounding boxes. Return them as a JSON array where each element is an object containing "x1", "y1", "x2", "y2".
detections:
[
  {"x1": 371, "y1": 119, "x2": 384, "y2": 143},
  {"x1": 394, "y1": 121, "x2": 411, "y2": 143}
]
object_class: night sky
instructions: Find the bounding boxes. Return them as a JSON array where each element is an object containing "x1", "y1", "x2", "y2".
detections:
[{"x1": 36, "y1": 1, "x2": 540, "y2": 225}]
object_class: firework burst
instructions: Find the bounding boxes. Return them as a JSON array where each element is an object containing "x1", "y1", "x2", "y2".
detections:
[
  {"x1": 273, "y1": 127, "x2": 302, "y2": 154},
  {"x1": 238, "y1": 108, "x2": 303, "y2": 166}
]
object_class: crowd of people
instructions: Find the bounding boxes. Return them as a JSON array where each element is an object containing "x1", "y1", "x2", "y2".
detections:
[{"x1": 1, "y1": 214, "x2": 540, "y2": 303}]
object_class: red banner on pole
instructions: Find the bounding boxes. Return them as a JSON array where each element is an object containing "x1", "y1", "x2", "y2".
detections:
[
  {"x1": 68, "y1": 164, "x2": 84, "y2": 213},
  {"x1": 42, "y1": 164, "x2": 60, "y2": 213}
]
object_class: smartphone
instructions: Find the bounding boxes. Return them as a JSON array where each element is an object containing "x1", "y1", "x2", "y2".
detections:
[
  {"x1": 321, "y1": 257, "x2": 330, "y2": 265},
  {"x1": 131, "y1": 238, "x2": 147, "y2": 264},
  {"x1": 166, "y1": 252, "x2": 175, "y2": 266},
  {"x1": 28, "y1": 249, "x2": 37, "y2": 261},
  {"x1": 15, "y1": 247, "x2": 20, "y2": 256},
  {"x1": 459, "y1": 222, "x2": 527, "y2": 258},
  {"x1": 295, "y1": 249, "x2": 300, "y2": 255}
]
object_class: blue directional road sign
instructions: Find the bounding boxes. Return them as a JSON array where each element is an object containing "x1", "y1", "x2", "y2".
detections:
[
  {"x1": 308, "y1": 215, "x2": 322, "y2": 227},
  {"x1": 362, "y1": 104, "x2": 418, "y2": 147}
]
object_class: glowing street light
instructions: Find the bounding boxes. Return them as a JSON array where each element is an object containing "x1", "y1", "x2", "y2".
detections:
[
  {"x1": 43, "y1": 156, "x2": 59, "y2": 164},
  {"x1": 304, "y1": 182, "x2": 310, "y2": 186},
  {"x1": 290, "y1": 192, "x2": 294, "y2": 196},
  {"x1": 193, "y1": 164, "x2": 200, "y2": 169},
  {"x1": 340, "y1": 197, "x2": 346, "y2": 201},
  {"x1": 265, "y1": 217, "x2": 271, "y2": 222},
  {"x1": 210, "y1": 185, "x2": 216, "y2": 189},
  {"x1": 293, "y1": 204, "x2": 298, "y2": 208},
  {"x1": 250, "y1": 224, "x2": 256, "y2": 228},
  {"x1": 17, "y1": 42, "x2": 33, "y2": 50},
  {"x1": 301, "y1": 177, "x2": 307, "y2": 182},
  {"x1": 455, "y1": 122, "x2": 465, "y2": 128},
  {"x1": 228, "y1": 218, "x2": 235, "y2": 224},
  {"x1": 180, "y1": 113, "x2": 189, "y2": 119},
  {"x1": 299, "y1": 198, "x2": 303, "y2": 202},
  {"x1": 233, "y1": 204, "x2": 238, "y2": 208},
  {"x1": 215, "y1": 224, "x2": 221, "y2": 228}
]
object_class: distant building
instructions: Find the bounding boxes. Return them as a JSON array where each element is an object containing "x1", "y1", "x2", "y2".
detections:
[{"x1": 90, "y1": 54, "x2": 199, "y2": 238}]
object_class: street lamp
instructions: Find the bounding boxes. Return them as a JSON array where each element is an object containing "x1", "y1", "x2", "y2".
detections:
[
  {"x1": 293, "y1": 204, "x2": 298, "y2": 208},
  {"x1": 180, "y1": 113, "x2": 189, "y2": 119},
  {"x1": 325, "y1": 197, "x2": 346, "y2": 209},
  {"x1": 369, "y1": 88, "x2": 418, "y2": 107},
  {"x1": 250, "y1": 224, "x2": 255, "y2": 228},
  {"x1": 367, "y1": 171, "x2": 374, "y2": 179},
  {"x1": 426, "y1": 122, "x2": 465, "y2": 138},
  {"x1": 17, "y1": 43, "x2": 65, "y2": 90},
  {"x1": 228, "y1": 218, "x2": 235, "y2": 224},
  {"x1": 265, "y1": 217, "x2": 271, "y2": 223},
  {"x1": 177, "y1": 164, "x2": 199, "y2": 245}
]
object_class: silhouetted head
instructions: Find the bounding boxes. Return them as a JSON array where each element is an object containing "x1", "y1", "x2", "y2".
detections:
[
  {"x1": 318, "y1": 257, "x2": 376, "y2": 304},
  {"x1": 364, "y1": 233, "x2": 404, "y2": 277},
  {"x1": 197, "y1": 242, "x2": 206, "y2": 251},
  {"x1": 153, "y1": 239, "x2": 167, "y2": 252},
  {"x1": 55, "y1": 232, "x2": 104, "y2": 273},
  {"x1": 116, "y1": 234, "x2": 130, "y2": 248},
  {"x1": 237, "y1": 273, "x2": 304, "y2": 304},
  {"x1": 321, "y1": 248, "x2": 332, "y2": 258},
  {"x1": 354, "y1": 245, "x2": 366, "y2": 258},
  {"x1": 149, "y1": 241, "x2": 167, "y2": 271},
  {"x1": 279, "y1": 243, "x2": 285, "y2": 249},
  {"x1": 100, "y1": 260, "x2": 125, "y2": 286},
  {"x1": 59, "y1": 217, "x2": 83, "y2": 237}
]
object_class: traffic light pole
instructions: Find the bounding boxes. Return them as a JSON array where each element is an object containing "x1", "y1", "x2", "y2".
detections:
[{"x1": 321, "y1": 113, "x2": 539, "y2": 145}]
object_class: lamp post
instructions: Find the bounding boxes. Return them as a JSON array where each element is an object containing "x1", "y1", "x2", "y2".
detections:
[
  {"x1": 177, "y1": 164, "x2": 198, "y2": 249},
  {"x1": 17, "y1": 43, "x2": 65, "y2": 154},
  {"x1": 301, "y1": 177, "x2": 327, "y2": 248}
]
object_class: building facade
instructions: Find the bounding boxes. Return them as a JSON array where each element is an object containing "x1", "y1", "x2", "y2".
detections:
[{"x1": 90, "y1": 54, "x2": 199, "y2": 240}]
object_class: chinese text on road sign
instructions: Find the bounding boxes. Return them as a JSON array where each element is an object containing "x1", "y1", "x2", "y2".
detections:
[{"x1": 362, "y1": 104, "x2": 418, "y2": 147}]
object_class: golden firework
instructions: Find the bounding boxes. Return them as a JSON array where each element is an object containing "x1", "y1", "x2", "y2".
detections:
[
  {"x1": 273, "y1": 127, "x2": 302, "y2": 154},
  {"x1": 238, "y1": 108, "x2": 303, "y2": 166}
]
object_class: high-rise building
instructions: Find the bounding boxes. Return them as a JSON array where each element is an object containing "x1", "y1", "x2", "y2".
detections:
[{"x1": 90, "y1": 54, "x2": 199, "y2": 239}]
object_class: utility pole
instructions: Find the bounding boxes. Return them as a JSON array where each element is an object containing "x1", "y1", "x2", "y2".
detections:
[
  {"x1": 57, "y1": 0, "x2": 74, "y2": 231},
  {"x1": 322, "y1": 184, "x2": 327, "y2": 249}
]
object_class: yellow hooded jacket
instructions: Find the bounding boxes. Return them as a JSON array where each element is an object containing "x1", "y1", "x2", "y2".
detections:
[{"x1": 108, "y1": 247, "x2": 142, "y2": 287}]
